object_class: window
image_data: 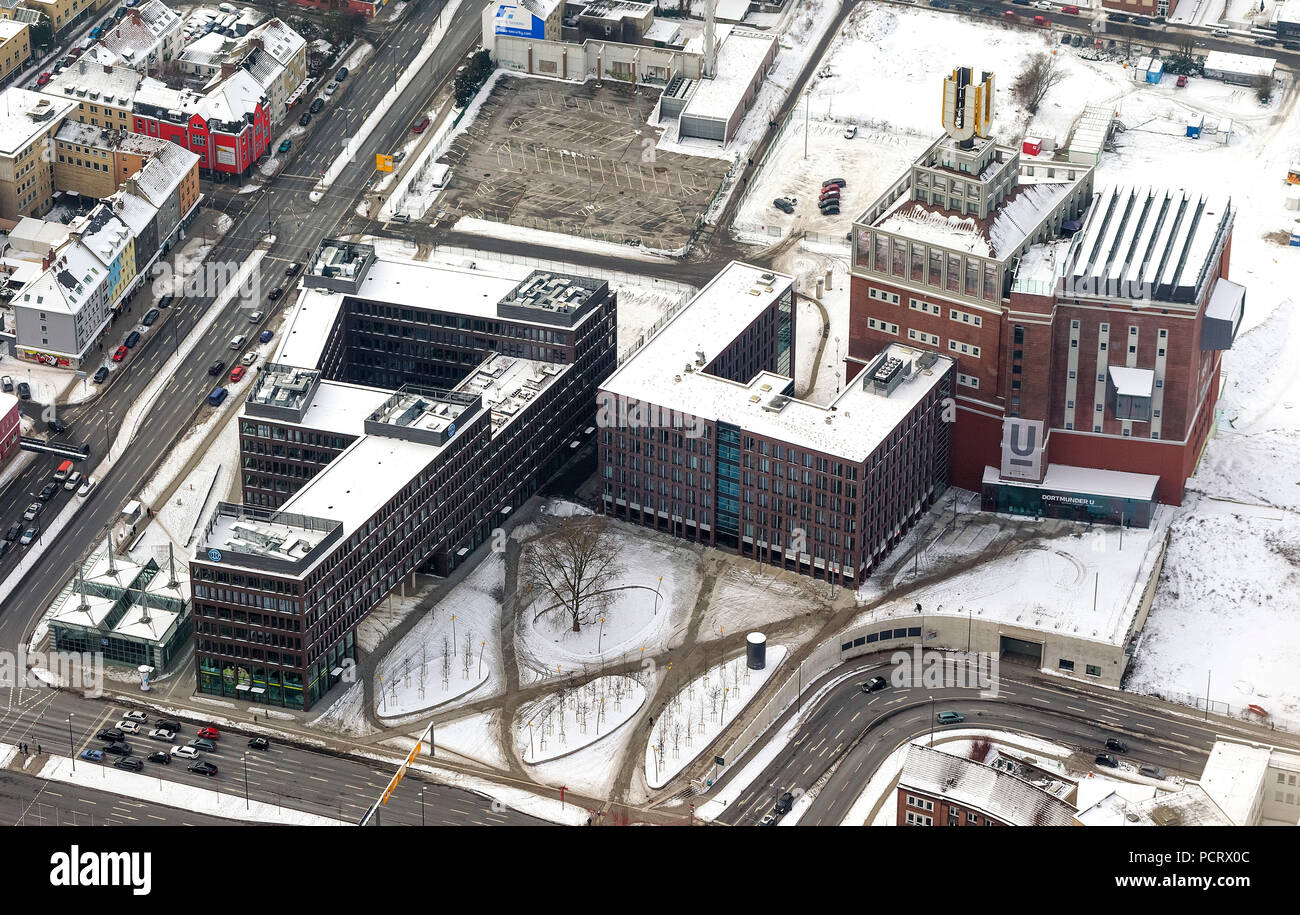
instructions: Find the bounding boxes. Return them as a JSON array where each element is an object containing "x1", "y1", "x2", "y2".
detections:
[
  {"x1": 1086, "y1": 664, "x2": 1102, "y2": 677},
  {"x1": 957, "y1": 372, "x2": 980, "y2": 389},
  {"x1": 908, "y1": 328, "x2": 940, "y2": 346},
  {"x1": 1058, "y1": 659, "x2": 1075, "y2": 671},
  {"x1": 869, "y1": 287, "x2": 900, "y2": 305},
  {"x1": 947, "y1": 340, "x2": 981, "y2": 358},
  {"x1": 868, "y1": 317, "x2": 898, "y2": 335}
]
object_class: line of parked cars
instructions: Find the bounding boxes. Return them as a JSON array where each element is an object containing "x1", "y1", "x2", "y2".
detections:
[
  {"x1": 84, "y1": 710, "x2": 273, "y2": 777},
  {"x1": 772, "y1": 178, "x2": 846, "y2": 219}
]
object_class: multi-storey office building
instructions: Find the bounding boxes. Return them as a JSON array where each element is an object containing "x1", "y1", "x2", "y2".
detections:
[
  {"x1": 599, "y1": 261, "x2": 955, "y2": 586},
  {"x1": 189, "y1": 241, "x2": 616, "y2": 710}
]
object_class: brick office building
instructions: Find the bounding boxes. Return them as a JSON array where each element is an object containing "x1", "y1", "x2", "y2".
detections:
[
  {"x1": 897, "y1": 745, "x2": 1076, "y2": 827},
  {"x1": 599, "y1": 261, "x2": 956, "y2": 586},
  {"x1": 189, "y1": 241, "x2": 615, "y2": 710},
  {"x1": 849, "y1": 68, "x2": 1243, "y2": 521}
]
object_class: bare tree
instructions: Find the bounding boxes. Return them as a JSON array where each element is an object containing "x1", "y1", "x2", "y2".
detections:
[
  {"x1": 969, "y1": 736, "x2": 993, "y2": 763},
  {"x1": 1013, "y1": 51, "x2": 1066, "y2": 115},
  {"x1": 521, "y1": 517, "x2": 630, "y2": 633},
  {"x1": 1254, "y1": 72, "x2": 1276, "y2": 104}
]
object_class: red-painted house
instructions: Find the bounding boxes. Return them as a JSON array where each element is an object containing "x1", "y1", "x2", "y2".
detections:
[{"x1": 131, "y1": 69, "x2": 272, "y2": 177}]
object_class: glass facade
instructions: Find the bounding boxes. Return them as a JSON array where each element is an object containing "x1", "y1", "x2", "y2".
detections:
[{"x1": 715, "y1": 422, "x2": 741, "y2": 542}]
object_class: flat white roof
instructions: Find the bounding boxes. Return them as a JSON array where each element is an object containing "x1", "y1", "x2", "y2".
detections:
[
  {"x1": 681, "y1": 28, "x2": 775, "y2": 123},
  {"x1": 1203, "y1": 50, "x2": 1276, "y2": 77},
  {"x1": 0, "y1": 88, "x2": 76, "y2": 156},
  {"x1": 982, "y1": 463, "x2": 1159, "y2": 502},
  {"x1": 295, "y1": 380, "x2": 391, "y2": 436},
  {"x1": 602, "y1": 261, "x2": 953, "y2": 461},
  {"x1": 1107, "y1": 365, "x2": 1154, "y2": 399},
  {"x1": 1198, "y1": 741, "x2": 1272, "y2": 826}
]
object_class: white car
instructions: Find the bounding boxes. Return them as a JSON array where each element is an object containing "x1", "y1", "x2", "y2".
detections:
[
  {"x1": 324, "y1": 81, "x2": 338, "y2": 96},
  {"x1": 249, "y1": 310, "x2": 264, "y2": 323},
  {"x1": 1032, "y1": 0, "x2": 1052, "y2": 7},
  {"x1": 242, "y1": 351, "x2": 258, "y2": 367},
  {"x1": 149, "y1": 728, "x2": 175, "y2": 742},
  {"x1": 122, "y1": 710, "x2": 148, "y2": 722},
  {"x1": 844, "y1": 125, "x2": 857, "y2": 140},
  {"x1": 117, "y1": 720, "x2": 141, "y2": 734},
  {"x1": 171, "y1": 745, "x2": 199, "y2": 759}
]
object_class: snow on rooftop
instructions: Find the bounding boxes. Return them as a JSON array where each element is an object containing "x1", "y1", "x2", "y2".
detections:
[
  {"x1": 899, "y1": 745, "x2": 1076, "y2": 826},
  {"x1": 293, "y1": 380, "x2": 391, "y2": 436},
  {"x1": 0, "y1": 88, "x2": 76, "y2": 156},
  {"x1": 1203, "y1": 50, "x2": 1277, "y2": 78},
  {"x1": 603, "y1": 261, "x2": 953, "y2": 461},
  {"x1": 982, "y1": 463, "x2": 1159, "y2": 503},
  {"x1": 680, "y1": 28, "x2": 775, "y2": 123},
  {"x1": 1107, "y1": 365, "x2": 1154, "y2": 399},
  {"x1": 1198, "y1": 741, "x2": 1272, "y2": 825}
]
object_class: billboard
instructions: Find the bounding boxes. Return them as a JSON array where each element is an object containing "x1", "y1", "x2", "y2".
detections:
[
  {"x1": 999, "y1": 417, "x2": 1044, "y2": 481},
  {"x1": 493, "y1": 3, "x2": 545, "y2": 38}
]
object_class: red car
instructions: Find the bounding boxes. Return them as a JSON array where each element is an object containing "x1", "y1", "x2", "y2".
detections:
[
  {"x1": 229, "y1": 365, "x2": 246, "y2": 383},
  {"x1": 411, "y1": 116, "x2": 429, "y2": 133},
  {"x1": 197, "y1": 727, "x2": 220, "y2": 740},
  {"x1": 1062, "y1": 4, "x2": 1080, "y2": 12},
  {"x1": 69, "y1": 46, "x2": 84, "y2": 58},
  {"x1": 36, "y1": 72, "x2": 51, "y2": 87},
  {"x1": 111, "y1": 345, "x2": 128, "y2": 362}
]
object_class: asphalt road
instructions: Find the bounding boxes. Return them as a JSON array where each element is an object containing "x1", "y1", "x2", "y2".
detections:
[
  {"x1": 0, "y1": 767, "x2": 251, "y2": 826},
  {"x1": 714, "y1": 656, "x2": 1300, "y2": 826}
]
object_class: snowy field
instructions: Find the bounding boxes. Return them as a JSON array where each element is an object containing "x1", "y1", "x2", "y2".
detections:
[{"x1": 518, "y1": 675, "x2": 647, "y2": 764}]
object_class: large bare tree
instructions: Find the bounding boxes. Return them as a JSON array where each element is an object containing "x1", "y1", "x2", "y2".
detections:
[
  {"x1": 1013, "y1": 51, "x2": 1066, "y2": 115},
  {"x1": 522, "y1": 517, "x2": 643, "y2": 633}
]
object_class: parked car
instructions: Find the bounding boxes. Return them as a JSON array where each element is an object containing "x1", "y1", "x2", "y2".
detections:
[
  {"x1": 36, "y1": 72, "x2": 52, "y2": 87},
  {"x1": 412, "y1": 116, "x2": 430, "y2": 133},
  {"x1": 80, "y1": 749, "x2": 104, "y2": 762},
  {"x1": 299, "y1": 111, "x2": 312, "y2": 127},
  {"x1": 17, "y1": 382, "x2": 30, "y2": 400},
  {"x1": 1176, "y1": 74, "x2": 1188, "y2": 87},
  {"x1": 1062, "y1": 4, "x2": 1080, "y2": 11},
  {"x1": 843, "y1": 125, "x2": 857, "y2": 139},
  {"x1": 90, "y1": 27, "x2": 103, "y2": 41},
  {"x1": 1105, "y1": 737, "x2": 1129, "y2": 753},
  {"x1": 242, "y1": 352, "x2": 258, "y2": 367},
  {"x1": 92, "y1": 366, "x2": 110, "y2": 384},
  {"x1": 157, "y1": 294, "x2": 174, "y2": 308},
  {"x1": 207, "y1": 360, "x2": 226, "y2": 376},
  {"x1": 1139, "y1": 765, "x2": 1166, "y2": 780},
  {"x1": 860, "y1": 676, "x2": 888, "y2": 693},
  {"x1": 759, "y1": 813, "x2": 778, "y2": 825},
  {"x1": 112, "y1": 345, "x2": 128, "y2": 362},
  {"x1": 0, "y1": 376, "x2": 10, "y2": 392},
  {"x1": 189, "y1": 760, "x2": 218, "y2": 776},
  {"x1": 822, "y1": 177, "x2": 846, "y2": 189},
  {"x1": 772, "y1": 198, "x2": 793, "y2": 214},
  {"x1": 310, "y1": 97, "x2": 324, "y2": 113},
  {"x1": 820, "y1": 205, "x2": 840, "y2": 216},
  {"x1": 773, "y1": 791, "x2": 795, "y2": 814},
  {"x1": 259, "y1": 330, "x2": 274, "y2": 344},
  {"x1": 324, "y1": 81, "x2": 338, "y2": 96},
  {"x1": 142, "y1": 308, "x2": 160, "y2": 327},
  {"x1": 148, "y1": 750, "x2": 171, "y2": 764},
  {"x1": 230, "y1": 366, "x2": 246, "y2": 383},
  {"x1": 149, "y1": 728, "x2": 175, "y2": 742},
  {"x1": 114, "y1": 757, "x2": 143, "y2": 772},
  {"x1": 20, "y1": 526, "x2": 38, "y2": 546},
  {"x1": 77, "y1": 476, "x2": 97, "y2": 497},
  {"x1": 248, "y1": 737, "x2": 270, "y2": 751},
  {"x1": 64, "y1": 471, "x2": 82, "y2": 492},
  {"x1": 1095, "y1": 753, "x2": 1120, "y2": 768},
  {"x1": 171, "y1": 745, "x2": 199, "y2": 760},
  {"x1": 935, "y1": 711, "x2": 965, "y2": 725},
  {"x1": 4, "y1": 524, "x2": 21, "y2": 542},
  {"x1": 124, "y1": 330, "x2": 141, "y2": 348},
  {"x1": 197, "y1": 727, "x2": 220, "y2": 740},
  {"x1": 335, "y1": 66, "x2": 349, "y2": 81},
  {"x1": 278, "y1": 138, "x2": 292, "y2": 154},
  {"x1": 1072, "y1": 33, "x2": 1083, "y2": 47}
]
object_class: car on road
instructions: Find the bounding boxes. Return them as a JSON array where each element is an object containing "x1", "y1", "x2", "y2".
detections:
[
  {"x1": 17, "y1": 382, "x2": 29, "y2": 400},
  {"x1": 310, "y1": 97, "x2": 324, "y2": 113},
  {"x1": 207, "y1": 360, "x2": 225, "y2": 376},
  {"x1": 1095, "y1": 753, "x2": 1120, "y2": 768},
  {"x1": 122, "y1": 710, "x2": 147, "y2": 722},
  {"x1": 64, "y1": 471, "x2": 82, "y2": 491},
  {"x1": 148, "y1": 750, "x2": 171, "y2": 764},
  {"x1": 20, "y1": 526, "x2": 38, "y2": 546},
  {"x1": 80, "y1": 749, "x2": 104, "y2": 762},
  {"x1": 189, "y1": 760, "x2": 218, "y2": 776},
  {"x1": 860, "y1": 676, "x2": 888, "y2": 693},
  {"x1": 197, "y1": 726, "x2": 220, "y2": 740},
  {"x1": 1105, "y1": 737, "x2": 1129, "y2": 753},
  {"x1": 759, "y1": 813, "x2": 778, "y2": 825},
  {"x1": 335, "y1": 66, "x2": 348, "y2": 81},
  {"x1": 299, "y1": 112, "x2": 312, "y2": 127},
  {"x1": 4, "y1": 524, "x2": 20, "y2": 542},
  {"x1": 1139, "y1": 765, "x2": 1166, "y2": 780},
  {"x1": 188, "y1": 738, "x2": 216, "y2": 753},
  {"x1": 97, "y1": 729, "x2": 124, "y2": 742},
  {"x1": 285, "y1": 262, "x2": 302, "y2": 276},
  {"x1": 149, "y1": 728, "x2": 175, "y2": 742},
  {"x1": 142, "y1": 308, "x2": 160, "y2": 327},
  {"x1": 249, "y1": 310, "x2": 264, "y2": 323},
  {"x1": 112, "y1": 345, "x2": 128, "y2": 362},
  {"x1": 324, "y1": 80, "x2": 338, "y2": 96},
  {"x1": 114, "y1": 757, "x2": 144, "y2": 772},
  {"x1": 102, "y1": 742, "x2": 131, "y2": 756},
  {"x1": 171, "y1": 745, "x2": 199, "y2": 760},
  {"x1": 23, "y1": 503, "x2": 41, "y2": 521},
  {"x1": 0, "y1": 376, "x2": 10, "y2": 392},
  {"x1": 230, "y1": 365, "x2": 246, "y2": 383},
  {"x1": 157, "y1": 294, "x2": 174, "y2": 308},
  {"x1": 93, "y1": 366, "x2": 110, "y2": 384},
  {"x1": 77, "y1": 476, "x2": 97, "y2": 497},
  {"x1": 117, "y1": 720, "x2": 140, "y2": 734},
  {"x1": 39, "y1": 483, "x2": 58, "y2": 501},
  {"x1": 267, "y1": 286, "x2": 283, "y2": 302},
  {"x1": 157, "y1": 719, "x2": 181, "y2": 732},
  {"x1": 935, "y1": 711, "x2": 965, "y2": 725},
  {"x1": 248, "y1": 737, "x2": 270, "y2": 750},
  {"x1": 259, "y1": 330, "x2": 274, "y2": 344},
  {"x1": 773, "y1": 791, "x2": 795, "y2": 814},
  {"x1": 124, "y1": 330, "x2": 141, "y2": 348},
  {"x1": 278, "y1": 138, "x2": 292, "y2": 154},
  {"x1": 412, "y1": 116, "x2": 430, "y2": 133},
  {"x1": 242, "y1": 351, "x2": 258, "y2": 367},
  {"x1": 47, "y1": 417, "x2": 68, "y2": 435},
  {"x1": 36, "y1": 72, "x2": 52, "y2": 87}
]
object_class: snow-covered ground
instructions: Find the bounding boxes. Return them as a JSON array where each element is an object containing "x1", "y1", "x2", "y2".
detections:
[
  {"x1": 518, "y1": 675, "x2": 646, "y2": 764},
  {"x1": 644, "y1": 646, "x2": 788, "y2": 789}
]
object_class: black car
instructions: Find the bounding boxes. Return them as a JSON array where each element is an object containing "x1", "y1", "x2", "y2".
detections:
[
  {"x1": 189, "y1": 760, "x2": 218, "y2": 776},
  {"x1": 822, "y1": 177, "x2": 846, "y2": 189},
  {"x1": 4, "y1": 524, "x2": 21, "y2": 542},
  {"x1": 1095, "y1": 753, "x2": 1119, "y2": 768},
  {"x1": 1256, "y1": 37, "x2": 1278, "y2": 46},
  {"x1": 298, "y1": 112, "x2": 312, "y2": 127},
  {"x1": 773, "y1": 791, "x2": 795, "y2": 814},
  {"x1": 772, "y1": 198, "x2": 793, "y2": 214},
  {"x1": 1285, "y1": 40, "x2": 1300, "y2": 51},
  {"x1": 1139, "y1": 765, "x2": 1165, "y2": 780},
  {"x1": 1131, "y1": 15, "x2": 1150, "y2": 24},
  {"x1": 156, "y1": 719, "x2": 181, "y2": 733},
  {"x1": 93, "y1": 366, "x2": 110, "y2": 384},
  {"x1": 0, "y1": 541, "x2": 9, "y2": 559},
  {"x1": 97, "y1": 728, "x2": 124, "y2": 742},
  {"x1": 102, "y1": 742, "x2": 132, "y2": 756},
  {"x1": 335, "y1": 66, "x2": 349, "y2": 81},
  {"x1": 268, "y1": 286, "x2": 284, "y2": 302},
  {"x1": 142, "y1": 308, "x2": 160, "y2": 327},
  {"x1": 820, "y1": 204, "x2": 840, "y2": 216},
  {"x1": 1105, "y1": 737, "x2": 1129, "y2": 753},
  {"x1": 157, "y1": 294, "x2": 174, "y2": 308},
  {"x1": 248, "y1": 737, "x2": 270, "y2": 750},
  {"x1": 147, "y1": 750, "x2": 171, "y2": 765},
  {"x1": 1108, "y1": 12, "x2": 1129, "y2": 21},
  {"x1": 38, "y1": 483, "x2": 58, "y2": 501},
  {"x1": 124, "y1": 330, "x2": 141, "y2": 348},
  {"x1": 114, "y1": 757, "x2": 144, "y2": 772},
  {"x1": 285, "y1": 262, "x2": 302, "y2": 277},
  {"x1": 17, "y1": 382, "x2": 30, "y2": 400},
  {"x1": 208, "y1": 360, "x2": 226, "y2": 376},
  {"x1": 860, "y1": 676, "x2": 888, "y2": 693},
  {"x1": 47, "y1": 418, "x2": 67, "y2": 435},
  {"x1": 309, "y1": 97, "x2": 324, "y2": 113}
]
